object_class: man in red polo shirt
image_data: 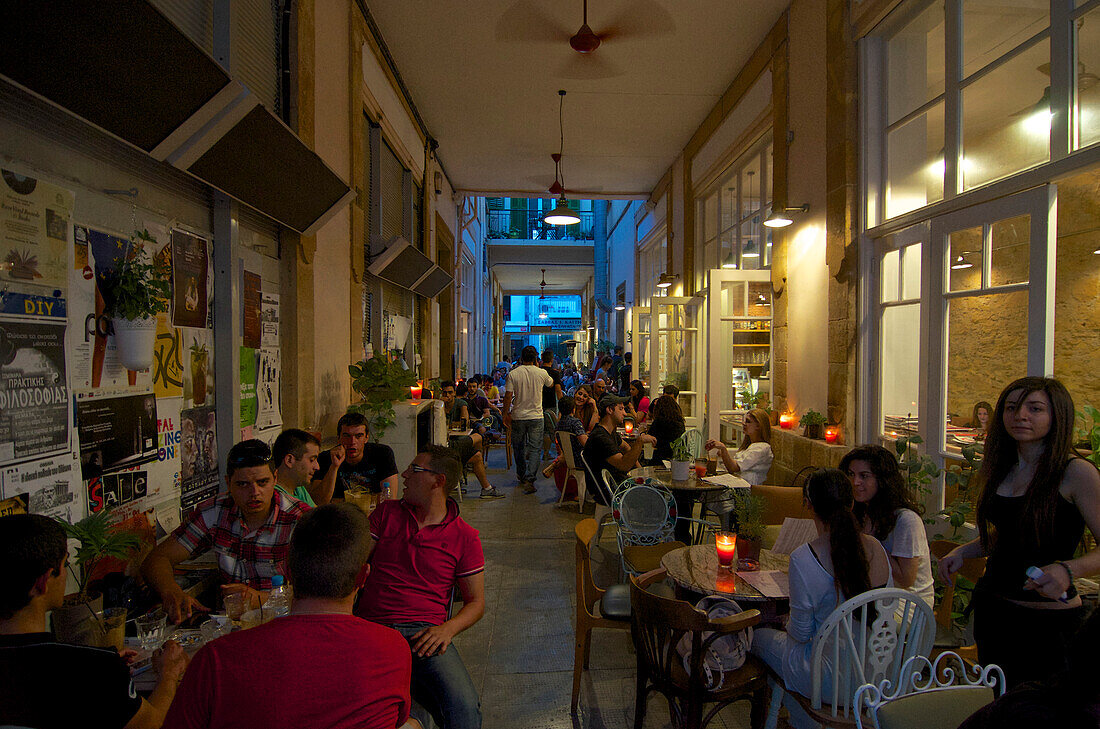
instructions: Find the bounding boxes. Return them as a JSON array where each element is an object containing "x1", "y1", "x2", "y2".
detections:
[
  {"x1": 356, "y1": 445, "x2": 486, "y2": 729},
  {"x1": 163, "y1": 503, "x2": 412, "y2": 729}
]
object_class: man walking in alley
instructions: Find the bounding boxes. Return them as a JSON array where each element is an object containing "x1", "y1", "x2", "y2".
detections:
[{"x1": 503, "y1": 345, "x2": 552, "y2": 493}]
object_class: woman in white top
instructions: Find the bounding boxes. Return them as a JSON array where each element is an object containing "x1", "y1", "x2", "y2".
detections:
[
  {"x1": 840, "y1": 444, "x2": 934, "y2": 609},
  {"x1": 751, "y1": 468, "x2": 893, "y2": 728},
  {"x1": 703, "y1": 408, "x2": 774, "y2": 530}
]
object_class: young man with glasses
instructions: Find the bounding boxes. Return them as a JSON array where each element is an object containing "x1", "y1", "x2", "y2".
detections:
[
  {"x1": 141, "y1": 439, "x2": 310, "y2": 623},
  {"x1": 1, "y1": 514, "x2": 189, "y2": 729},
  {"x1": 355, "y1": 445, "x2": 486, "y2": 729}
]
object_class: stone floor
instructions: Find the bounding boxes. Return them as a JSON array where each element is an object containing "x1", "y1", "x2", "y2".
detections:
[{"x1": 449, "y1": 446, "x2": 758, "y2": 729}]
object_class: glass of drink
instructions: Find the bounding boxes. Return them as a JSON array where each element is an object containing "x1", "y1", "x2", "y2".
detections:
[
  {"x1": 200, "y1": 616, "x2": 232, "y2": 643},
  {"x1": 223, "y1": 593, "x2": 249, "y2": 628},
  {"x1": 135, "y1": 608, "x2": 166, "y2": 651},
  {"x1": 240, "y1": 608, "x2": 264, "y2": 630},
  {"x1": 643, "y1": 441, "x2": 655, "y2": 461},
  {"x1": 694, "y1": 459, "x2": 708, "y2": 479},
  {"x1": 97, "y1": 607, "x2": 127, "y2": 651}
]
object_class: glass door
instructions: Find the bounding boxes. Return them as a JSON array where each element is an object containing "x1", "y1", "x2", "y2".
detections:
[
  {"x1": 705, "y1": 270, "x2": 773, "y2": 442},
  {"x1": 651, "y1": 295, "x2": 704, "y2": 430},
  {"x1": 630, "y1": 307, "x2": 651, "y2": 392}
]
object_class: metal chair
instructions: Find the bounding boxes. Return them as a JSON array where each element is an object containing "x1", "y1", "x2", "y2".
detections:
[
  {"x1": 630, "y1": 567, "x2": 769, "y2": 729},
  {"x1": 557, "y1": 432, "x2": 587, "y2": 509},
  {"x1": 853, "y1": 651, "x2": 1004, "y2": 729},
  {"x1": 614, "y1": 477, "x2": 720, "y2": 576},
  {"x1": 764, "y1": 587, "x2": 936, "y2": 729}
]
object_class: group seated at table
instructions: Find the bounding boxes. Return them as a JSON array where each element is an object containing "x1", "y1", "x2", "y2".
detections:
[{"x1": 582, "y1": 394, "x2": 657, "y2": 493}]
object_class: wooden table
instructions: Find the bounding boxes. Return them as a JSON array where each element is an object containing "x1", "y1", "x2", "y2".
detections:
[{"x1": 661, "y1": 544, "x2": 791, "y2": 612}]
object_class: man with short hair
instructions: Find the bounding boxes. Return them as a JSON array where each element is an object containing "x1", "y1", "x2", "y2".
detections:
[
  {"x1": 1, "y1": 514, "x2": 189, "y2": 729},
  {"x1": 356, "y1": 446, "x2": 487, "y2": 729},
  {"x1": 163, "y1": 504, "x2": 413, "y2": 729},
  {"x1": 618, "y1": 351, "x2": 633, "y2": 396},
  {"x1": 142, "y1": 439, "x2": 311, "y2": 622},
  {"x1": 583, "y1": 395, "x2": 657, "y2": 496},
  {"x1": 311, "y1": 411, "x2": 399, "y2": 506},
  {"x1": 540, "y1": 349, "x2": 563, "y2": 418},
  {"x1": 662, "y1": 383, "x2": 680, "y2": 401},
  {"x1": 440, "y1": 382, "x2": 504, "y2": 500},
  {"x1": 272, "y1": 428, "x2": 320, "y2": 506},
  {"x1": 592, "y1": 378, "x2": 607, "y2": 401},
  {"x1": 503, "y1": 345, "x2": 553, "y2": 494}
]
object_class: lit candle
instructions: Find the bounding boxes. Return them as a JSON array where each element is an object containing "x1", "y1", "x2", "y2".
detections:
[
  {"x1": 779, "y1": 413, "x2": 795, "y2": 429},
  {"x1": 410, "y1": 382, "x2": 423, "y2": 400},
  {"x1": 825, "y1": 426, "x2": 839, "y2": 443},
  {"x1": 624, "y1": 418, "x2": 634, "y2": 435},
  {"x1": 715, "y1": 532, "x2": 737, "y2": 568},
  {"x1": 715, "y1": 570, "x2": 738, "y2": 593}
]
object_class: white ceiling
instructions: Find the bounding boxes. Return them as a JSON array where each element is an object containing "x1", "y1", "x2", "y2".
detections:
[{"x1": 364, "y1": 0, "x2": 789, "y2": 198}]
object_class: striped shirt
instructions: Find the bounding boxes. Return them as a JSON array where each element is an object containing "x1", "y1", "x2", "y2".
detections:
[{"x1": 172, "y1": 491, "x2": 309, "y2": 589}]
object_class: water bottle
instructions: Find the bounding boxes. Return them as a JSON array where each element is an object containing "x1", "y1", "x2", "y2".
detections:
[
  {"x1": 382, "y1": 484, "x2": 393, "y2": 500},
  {"x1": 265, "y1": 575, "x2": 290, "y2": 619}
]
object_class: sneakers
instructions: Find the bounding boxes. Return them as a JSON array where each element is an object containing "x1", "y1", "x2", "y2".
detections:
[
  {"x1": 480, "y1": 487, "x2": 506, "y2": 499},
  {"x1": 521, "y1": 482, "x2": 538, "y2": 494}
]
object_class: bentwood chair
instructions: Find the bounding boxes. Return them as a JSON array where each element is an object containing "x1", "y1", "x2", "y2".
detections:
[
  {"x1": 572, "y1": 518, "x2": 632, "y2": 712},
  {"x1": 557, "y1": 432, "x2": 587, "y2": 509},
  {"x1": 630, "y1": 568, "x2": 769, "y2": 729},
  {"x1": 928, "y1": 540, "x2": 986, "y2": 665}
]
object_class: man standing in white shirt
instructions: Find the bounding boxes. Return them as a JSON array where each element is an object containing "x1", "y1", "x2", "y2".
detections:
[{"x1": 503, "y1": 345, "x2": 552, "y2": 494}]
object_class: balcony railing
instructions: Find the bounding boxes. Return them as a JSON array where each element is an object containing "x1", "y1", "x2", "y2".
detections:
[{"x1": 487, "y1": 209, "x2": 594, "y2": 241}]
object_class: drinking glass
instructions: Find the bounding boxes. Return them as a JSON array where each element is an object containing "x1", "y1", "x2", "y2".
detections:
[
  {"x1": 643, "y1": 441, "x2": 655, "y2": 460},
  {"x1": 200, "y1": 616, "x2": 232, "y2": 642},
  {"x1": 223, "y1": 593, "x2": 249, "y2": 628},
  {"x1": 97, "y1": 607, "x2": 127, "y2": 651},
  {"x1": 135, "y1": 608, "x2": 167, "y2": 651},
  {"x1": 694, "y1": 459, "x2": 708, "y2": 478}
]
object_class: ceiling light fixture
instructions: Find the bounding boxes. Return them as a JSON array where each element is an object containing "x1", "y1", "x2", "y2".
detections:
[
  {"x1": 614, "y1": 304, "x2": 626, "y2": 311},
  {"x1": 951, "y1": 255, "x2": 973, "y2": 270},
  {"x1": 742, "y1": 239, "x2": 760, "y2": 258},
  {"x1": 544, "y1": 90, "x2": 581, "y2": 227},
  {"x1": 721, "y1": 253, "x2": 738, "y2": 269},
  {"x1": 763, "y1": 204, "x2": 810, "y2": 229},
  {"x1": 656, "y1": 273, "x2": 677, "y2": 289}
]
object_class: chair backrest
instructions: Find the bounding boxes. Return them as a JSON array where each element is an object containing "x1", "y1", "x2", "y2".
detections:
[
  {"x1": 630, "y1": 568, "x2": 761, "y2": 695},
  {"x1": 928, "y1": 540, "x2": 986, "y2": 629},
  {"x1": 575, "y1": 518, "x2": 605, "y2": 618},
  {"x1": 810, "y1": 587, "x2": 935, "y2": 719},
  {"x1": 853, "y1": 651, "x2": 1005, "y2": 729},
  {"x1": 613, "y1": 479, "x2": 677, "y2": 546},
  {"x1": 579, "y1": 452, "x2": 613, "y2": 507},
  {"x1": 751, "y1": 483, "x2": 814, "y2": 525},
  {"x1": 559, "y1": 431, "x2": 579, "y2": 469}
]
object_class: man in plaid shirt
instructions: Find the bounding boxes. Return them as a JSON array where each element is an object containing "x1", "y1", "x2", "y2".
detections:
[{"x1": 141, "y1": 439, "x2": 310, "y2": 622}]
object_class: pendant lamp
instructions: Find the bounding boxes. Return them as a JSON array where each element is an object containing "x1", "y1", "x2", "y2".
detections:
[{"x1": 544, "y1": 90, "x2": 581, "y2": 226}]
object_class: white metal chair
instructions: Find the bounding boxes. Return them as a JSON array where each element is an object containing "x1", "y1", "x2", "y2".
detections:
[
  {"x1": 557, "y1": 432, "x2": 587, "y2": 509},
  {"x1": 613, "y1": 477, "x2": 720, "y2": 575},
  {"x1": 764, "y1": 587, "x2": 936, "y2": 729},
  {"x1": 853, "y1": 651, "x2": 1004, "y2": 729}
]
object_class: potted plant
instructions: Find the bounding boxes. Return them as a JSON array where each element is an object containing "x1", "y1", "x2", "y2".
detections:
[
  {"x1": 733, "y1": 493, "x2": 767, "y2": 568},
  {"x1": 669, "y1": 428, "x2": 702, "y2": 481},
  {"x1": 347, "y1": 353, "x2": 418, "y2": 439},
  {"x1": 800, "y1": 409, "x2": 827, "y2": 440},
  {"x1": 102, "y1": 229, "x2": 171, "y2": 371},
  {"x1": 1077, "y1": 404, "x2": 1100, "y2": 468},
  {"x1": 51, "y1": 511, "x2": 143, "y2": 645}
]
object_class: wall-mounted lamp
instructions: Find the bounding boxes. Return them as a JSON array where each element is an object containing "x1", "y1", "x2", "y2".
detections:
[
  {"x1": 950, "y1": 255, "x2": 973, "y2": 270},
  {"x1": 655, "y1": 273, "x2": 677, "y2": 289},
  {"x1": 433, "y1": 171, "x2": 443, "y2": 195},
  {"x1": 763, "y1": 204, "x2": 810, "y2": 228}
]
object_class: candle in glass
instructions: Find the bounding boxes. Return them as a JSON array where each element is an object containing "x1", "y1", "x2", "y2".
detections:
[
  {"x1": 779, "y1": 413, "x2": 794, "y2": 429},
  {"x1": 410, "y1": 382, "x2": 423, "y2": 400},
  {"x1": 715, "y1": 532, "x2": 737, "y2": 568},
  {"x1": 825, "y1": 426, "x2": 839, "y2": 443},
  {"x1": 624, "y1": 418, "x2": 634, "y2": 435}
]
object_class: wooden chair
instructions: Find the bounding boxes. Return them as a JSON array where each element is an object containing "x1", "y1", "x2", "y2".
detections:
[
  {"x1": 558, "y1": 432, "x2": 588, "y2": 509},
  {"x1": 485, "y1": 422, "x2": 512, "y2": 470},
  {"x1": 764, "y1": 587, "x2": 935, "y2": 729},
  {"x1": 573, "y1": 518, "x2": 632, "y2": 712},
  {"x1": 751, "y1": 484, "x2": 814, "y2": 524},
  {"x1": 928, "y1": 540, "x2": 986, "y2": 665},
  {"x1": 630, "y1": 568, "x2": 769, "y2": 729},
  {"x1": 853, "y1": 650, "x2": 1004, "y2": 729}
]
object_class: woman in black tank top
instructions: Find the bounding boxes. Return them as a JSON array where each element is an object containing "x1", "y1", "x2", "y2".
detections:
[{"x1": 938, "y1": 377, "x2": 1100, "y2": 688}]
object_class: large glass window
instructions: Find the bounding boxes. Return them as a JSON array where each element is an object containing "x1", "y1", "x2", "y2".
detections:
[{"x1": 879, "y1": 240, "x2": 923, "y2": 436}]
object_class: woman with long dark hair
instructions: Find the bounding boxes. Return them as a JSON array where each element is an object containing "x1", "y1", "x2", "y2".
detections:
[
  {"x1": 572, "y1": 385, "x2": 598, "y2": 433},
  {"x1": 939, "y1": 376, "x2": 1100, "y2": 688},
  {"x1": 970, "y1": 400, "x2": 993, "y2": 437},
  {"x1": 624, "y1": 379, "x2": 650, "y2": 424},
  {"x1": 751, "y1": 469, "x2": 892, "y2": 726},
  {"x1": 840, "y1": 444, "x2": 932, "y2": 608},
  {"x1": 703, "y1": 408, "x2": 774, "y2": 529},
  {"x1": 644, "y1": 394, "x2": 685, "y2": 464}
]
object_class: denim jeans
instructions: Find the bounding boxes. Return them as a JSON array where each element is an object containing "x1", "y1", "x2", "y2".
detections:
[
  {"x1": 388, "y1": 622, "x2": 481, "y2": 729},
  {"x1": 510, "y1": 418, "x2": 543, "y2": 483}
]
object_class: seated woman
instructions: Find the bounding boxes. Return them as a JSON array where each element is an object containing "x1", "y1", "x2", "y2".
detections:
[
  {"x1": 840, "y1": 444, "x2": 933, "y2": 608},
  {"x1": 541, "y1": 395, "x2": 590, "y2": 482},
  {"x1": 750, "y1": 468, "x2": 893, "y2": 729},
  {"x1": 645, "y1": 394, "x2": 686, "y2": 465},
  {"x1": 439, "y1": 381, "x2": 504, "y2": 499},
  {"x1": 970, "y1": 399, "x2": 993, "y2": 437},
  {"x1": 703, "y1": 408, "x2": 774, "y2": 530},
  {"x1": 572, "y1": 385, "x2": 599, "y2": 433},
  {"x1": 624, "y1": 379, "x2": 650, "y2": 424}
]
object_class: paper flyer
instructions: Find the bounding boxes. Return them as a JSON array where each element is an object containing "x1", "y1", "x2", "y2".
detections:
[
  {"x1": 152, "y1": 313, "x2": 184, "y2": 398},
  {"x1": 0, "y1": 319, "x2": 69, "y2": 464},
  {"x1": 240, "y1": 347, "x2": 257, "y2": 428},
  {"x1": 1, "y1": 451, "x2": 83, "y2": 523},
  {"x1": 0, "y1": 169, "x2": 73, "y2": 306},
  {"x1": 171, "y1": 229, "x2": 209, "y2": 328},
  {"x1": 242, "y1": 270, "x2": 261, "y2": 348},
  {"x1": 261, "y1": 292, "x2": 279, "y2": 347},
  {"x1": 180, "y1": 405, "x2": 218, "y2": 510},
  {"x1": 76, "y1": 392, "x2": 159, "y2": 478},
  {"x1": 255, "y1": 346, "x2": 281, "y2": 430},
  {"x1": 182, "y1": 327, "x2": 214, "y2": 409}
]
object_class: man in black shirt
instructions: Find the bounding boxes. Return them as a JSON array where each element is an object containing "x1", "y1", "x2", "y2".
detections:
[
  {"x1": 582, "y1": 395, "x2": 656, "y2": 504},
  {"x1": 618, "y1": 351, "x2": 633, "y2": 396},
  {"x1": 540, "y1": 349, "x2": 563, "y2": 417},
  {"x1": 0, "y1": 514, "x2": 189, "y2": 729},
  {"x1": 310, "y1": 412, "x2": 399, "y2": 505}
]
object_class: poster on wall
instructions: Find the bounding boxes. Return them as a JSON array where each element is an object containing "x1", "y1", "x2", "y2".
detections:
[
  {"x1": 152, "y1": 313, "x2": 184, "y2": 398},
  {"x1": 76, "y1": 392, "x2": 159, "y2": 479},
  {"x1": 180, "y1": 405, "x2": 218, "y2": 510},
  {"x1": 0, "y1": 319, "x2": 69, "y2": 465},
  {"x1": 242, "y1": 270, "x2": 261, "y2": 348},
  {"x1": 261, "y1": 292, "x2": 279, "y2": 347},
  {"x1": 182, "y1": 327, "x2": 214, "y2": 409},
  {"x1": 240, "y1": 347, "x2": 257, "y2": 428},
  {"x1": 171, "y1": 229, "x2": 209, "y2": 328},
  {"x1": 1, "y1": 452, "x2": 83, "y2": 523},
  {"x1": 69, "y1": 225, "x2": 153, "y2": 394},
  {"x1": 0, "y1": 169, "x2": 73, "y2": 311},
  {"x1": 255, "y1": 347, "x2": 281, "y2": 430}
]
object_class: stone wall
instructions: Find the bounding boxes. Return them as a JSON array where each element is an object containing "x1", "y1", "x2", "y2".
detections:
[
  {"x1": 765, "y1": 428, "x2": 850, "y2": 486},
  {"x1": 1054, "y1": 170, "x2": 1100, "y2": 412}
]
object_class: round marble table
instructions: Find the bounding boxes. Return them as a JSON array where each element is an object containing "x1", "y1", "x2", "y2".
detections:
[
  {"x1": 661, "y1": 544, "x2": 791, "y2": 606},
  {"x1": 629, "y1": 466, "x2": 740, "y2": 543}
]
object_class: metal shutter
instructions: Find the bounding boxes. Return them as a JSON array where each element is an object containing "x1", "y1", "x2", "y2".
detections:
[
  {"x1": 380, "y1": 141, "x2": 403, "y2": 243},
  {"x1": 149, "y1": 0, "x2": 214, "y2": 55},
  {"x1": 231, "y1": 0, "x2": 281, "y2": 113}
]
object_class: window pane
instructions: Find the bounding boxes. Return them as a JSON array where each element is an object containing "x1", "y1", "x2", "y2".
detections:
[
  {"x1": 886, "y1": 1, "x2": 946, "y2": 125},
  {"x1": 990, "y1": 214, "x2": 1029, "y2": 286},
  {"x1": 704, "y1": 193, "x2": 718, "y2": 240},
  {"x1": 886, "y1": 101, "x2": 945, "y2": 219},
  {"x1": 721, "y1": 175, "x2": 737, "y2": 232},
  {"x1": 741, "y1": 157, "x2": 762, "y2": 218},
  {"x1": 961, "y1": 39, "x2": 1050, "y2": 191},
  {"x1": 882, "y1": 249, "x2": 901, "y2": 302},
  {"x1": 948, "y1": 225, "x2": 982, "y2": 292},
  {"x1": 1075, "y1": 6, "x2": 1100, "y2": 150},
  {"x1": 741, "y1": 219, "x2": 763, "y2": 271},
  {"x1": 720, "y1": 231, "x2": 735, "y2": 270},
  {"x1": 945, "y1": 290, "x2": 1029, "y2": 448},
  {"x1": 902, "y1": 242, "x2": 922, "y2": 299},
  {"x1": 881, "y1": 303, "x2": 921, "y2": 436},
  {"x1": 961, "y1": 0, "x2": 1048, "y2": 81},
  {"x1": 720, "y1": 280, "x2": 747, "y2": 317},
  {"x1": 1053, "y1": 168, "x2": 1100, "y2": 412}
]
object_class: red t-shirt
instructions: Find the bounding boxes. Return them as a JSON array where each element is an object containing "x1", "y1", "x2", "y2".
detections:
[
  {"x1": 163, "y1": 614, "x2": 411, "y2": 729},
  {"x1": 356, "y1": 499, "x2": 484, "y2": 625}
]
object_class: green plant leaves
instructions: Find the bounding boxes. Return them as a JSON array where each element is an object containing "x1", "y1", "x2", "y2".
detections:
[
  {"x1": 102, "y1": 230, "x2": 171, "y2": 321},
  {"x1": 347, "y1": 356, "x2": 417, "y2": 439},
  {"x1": 56, "y1": 511, "x2": 143, "y2": 601}
]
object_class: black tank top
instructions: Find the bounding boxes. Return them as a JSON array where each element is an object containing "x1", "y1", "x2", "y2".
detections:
[{"x1": 979, "y1": 491, "x2": 1084, "y2": 601}]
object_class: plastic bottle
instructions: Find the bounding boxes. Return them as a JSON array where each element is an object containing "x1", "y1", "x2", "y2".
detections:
[
  {"x1": 265, "y1": 575, "x2": 290, "y2": 619},
  {"x1": 382, "y1": 484, "x2": 393, "y2": 500}
]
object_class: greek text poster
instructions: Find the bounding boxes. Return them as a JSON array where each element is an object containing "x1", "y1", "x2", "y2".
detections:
[
  {"x1": 1, "y1": 452, "x2": 83, "y2": 523},
  {"x1": 0, "y1": 319, "x2": 69, "y2": 464}
]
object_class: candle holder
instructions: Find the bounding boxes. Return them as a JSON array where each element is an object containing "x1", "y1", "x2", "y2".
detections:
[
  {"x1": 779, "y1": 413, "x2": 795, "y2": 429},
  {"x1": 624, "y1": 418, "x2": 635, "y2": 435},
  {"x1": 410, "y1": 382, "x2": 423, "y2": 400},
  {"x1": 715, "y1": 531, "x2": 737, "y2": 569},
  {"x1": 824, "y1": 425, "x2": 840, "y2": 444}
]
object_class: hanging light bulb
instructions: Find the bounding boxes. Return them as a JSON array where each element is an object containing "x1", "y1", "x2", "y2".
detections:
[
  {"x1": 544, "y1": 90, "x2": 582, "y2": 226},
  {"x1": 545, "y1": 196, "x2": 580, "y2": 225}
]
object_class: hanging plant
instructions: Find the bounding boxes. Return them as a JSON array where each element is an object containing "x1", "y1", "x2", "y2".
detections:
[
  {"x1": 347, "y1": 354, "x2": 418, "y2": 438},
  {"x1": 102, "y1": 229, "x2": 171, "y2": 322}
]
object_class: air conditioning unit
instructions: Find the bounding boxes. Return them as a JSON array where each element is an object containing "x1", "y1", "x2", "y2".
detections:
[
  {"x1": 368, "y1": 236, "x2": 434, "y2": 289},
  {"x1": 412, "y1": 265, "x2": 453, "y2": 298}
]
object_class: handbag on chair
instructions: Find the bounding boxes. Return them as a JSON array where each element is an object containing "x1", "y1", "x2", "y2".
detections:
[{"x1": 675, "y1": 595, "x2": 754, "y2": 689}]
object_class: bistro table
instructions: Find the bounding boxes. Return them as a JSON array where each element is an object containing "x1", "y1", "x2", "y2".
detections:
[
  {"x1": 661, "y1": 544, "x2": 791, "y2": 619},
  {"x1": 629, "y1": 465, "x2": 746, "y2": 544}
]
